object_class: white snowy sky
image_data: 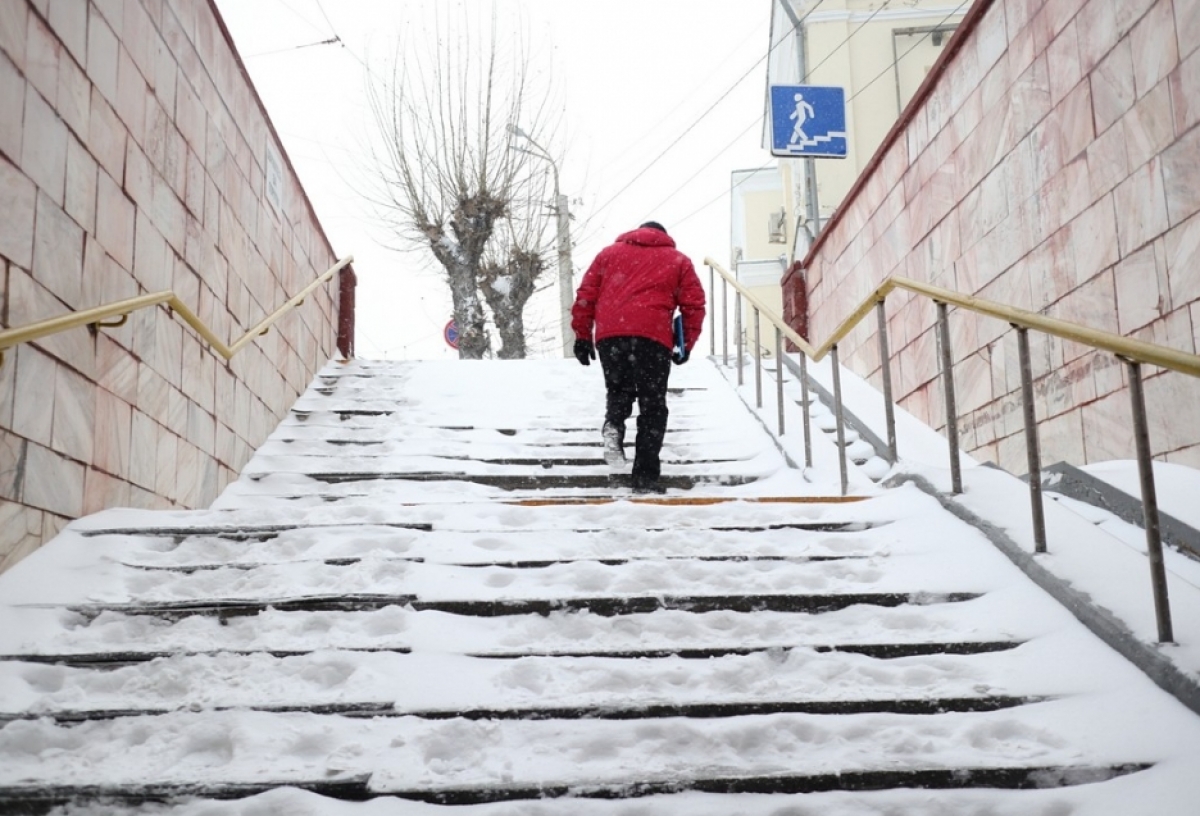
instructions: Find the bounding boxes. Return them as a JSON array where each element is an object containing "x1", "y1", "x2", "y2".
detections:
[{"x1": 214, "y1": 0, "x2": 773, "y2": 360}]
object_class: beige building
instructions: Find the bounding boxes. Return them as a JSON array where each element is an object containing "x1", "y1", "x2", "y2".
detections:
[
  {"x1": 730, "y1": 1, "x2": 967, "y2": 338},
  {"x1": 768, "y1": 0, "x2": 969, "y2": 259},
  {"x1": 0, "y1": 0, "x2": 349, "y2": 572}
]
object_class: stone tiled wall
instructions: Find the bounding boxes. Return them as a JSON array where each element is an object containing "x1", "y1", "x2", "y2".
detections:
[
  {"x1": 0, "y1": 0, "x2": 342, "y2": 572},
  {"x1": 798, "y1": 0, "x2": 1200, "y2": 475}
]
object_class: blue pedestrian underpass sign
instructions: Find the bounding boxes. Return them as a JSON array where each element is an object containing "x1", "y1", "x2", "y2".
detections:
[{"x1": 770, "y1": 85, "x2": 847, "y2": 158}]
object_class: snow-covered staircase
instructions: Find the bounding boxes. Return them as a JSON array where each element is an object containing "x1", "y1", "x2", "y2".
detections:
[{"x1": 2, "y1": 358, "x2": 1199, "y2": 813}]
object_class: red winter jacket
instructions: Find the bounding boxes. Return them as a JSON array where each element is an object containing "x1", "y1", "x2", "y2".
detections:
[{"x1": 571, "y1": 227, "x2": 706, "y2": 353}]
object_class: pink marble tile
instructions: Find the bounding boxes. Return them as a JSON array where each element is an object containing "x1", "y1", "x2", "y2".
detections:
[
  {"x1": 133, "y1": 208, "x2": 169, "y2": 291},
  {"x1": 1091, "y1": 37, "x2": 1137, "y2": 133},
  {"x1": 150, "y1": 32, "x2": 177, "y2": 116},
  {"x1": 1115, "y1": 0, "x2": 1161, "y2": 40},
  {"x1": 95, "y1": 333, "x2": 138, "y2": 402},
  {"x1": 51, "y1": 365, "x2": 95, "y2": 463},
  {"x1": 122, "y1": 0, "x2": 155, "y2": 83},
  {"x1": 1113, "y1": 156, "x2": 1170, "y2": 255},
  {"x1": 1114, "y1": 242, "x2": 1165, "y2": 332},
  {"x1": 92, "y1": 0, "x2": 123, "y2": 34},
  {"x1": 1122, "y1": 80, "x2": 1175, "y2": 173},
  {"x1": 1036, "y1": 157, "x2": 1090, "y2": 243},
  {"x1": 24, "y1": 11, "x2": 58, "y2": 106},
  {"x1": 64, "y1": 135, "x2": 97, "y2": 234},
  {"x1": 1078, "y1": 0, "x2": 1120, "y2": 71},
  {"x1": 48, "y1": 0, "x2": 88, "y2": 66},
  {"x1": 95, "y1": 169, "x2": 134, "y2": 270},
  {"x1": 55, "y1": 38, "x2": 89, "y2": 139},
  {"x1": 92, "y1": 387, "x2": 132, "y2": 478},
  {"x1": 1047, "y1": 19, "x2": 1083, "y2": 105},
  {"x1": 1170, "y1": 47, "x2": 1200, "y2": 138},
  {"x1": 164, "y1": 380, "x2": 187, "y2": 434},
  {"x1": 153, "y1": 425, "x2": 179, "y2": 499},
  {"x1": 1163, "y1": 209, "x2": 1200, "y2": 307},
  {"x1": 87, "y1": 10, "x2": 118, "y2": 104},
  {"x1": 1081, "y1": 390, "x2": 1136, "y2": 460},
  {"x1": 1068, "y1": 195, "x2": 1120, "y2": 284},
  {"x1": 0, "y1": 1, "x2": 28, "y2": 70},
  {"x1": 1131, "y1": 0, "x2": 1180, "y2": 97},
  {"x1": 1057, "y1": 79, "x2": 1096, "y2": 164},
  {"x1": 1161, "y1": 116, "x2": 1200, "y2": 225},
  {"x1": 83, "y1": 468, "x2": 132, "y2": 515},
  {"x1": 1038, "y1": 406, "x2": 1087, "y2": 463},
  {"x1": 0, "y1": 157, "x2": 36, "y2": 269},
  {"x1": 185, "y1": 399, "x2": 214, "y2": 452},
  {"x1": 1084, "y1": 118, "x2": 1130, "y2": 200},
  {"x1": 1144, "y1": 367, "x2": 1200, "y2": 451},
  {"x1": 11, "y1": 345, "x2": 55, "y2": 446},
  {"x1": 1144, "y1": 303, "x2": 1196, "y2": 353},
  {"x1": 128, "y1": 409, "x2": 156, "y2": 489},
  {"x1": 22, "y1": 86, "x2": 68, "y2": 204},
  {"x1": 0, "y1": 52, "x2": 23, "y2": 162},
  {"x1": 33, "y1": 191, "x2": 84, "y2": 307},
  {"x1": 1090, "y1": 350, "x2": 1127, "y2": 397},
  {"x1": 1177, "y1": 0, "x2": 1200, "y2": 58},
  {"x1": 24, "y1": 442, "x2": 85, "y2": 517},
  {"x1": 174, "y1": 438, "x2": 200, "y2": 505},
  {"x1": 114, "y1": 44, "x2": 146, "y2": 137},
  {"x1": 87, "y1": 87, "x2": 126, "y2": 181}
]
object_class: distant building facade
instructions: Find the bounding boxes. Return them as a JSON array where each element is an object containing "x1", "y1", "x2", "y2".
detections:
[
  {"x1": 0, "y1": 0, "x2": 348, "y2": 571},
  {"x1": 731, "y1": 1, "x2": 966, "y2": 352}
]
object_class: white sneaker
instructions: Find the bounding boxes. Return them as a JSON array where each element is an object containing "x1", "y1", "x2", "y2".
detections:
[{"x1": 602, "y1": 422, "x2": 626, "y2": 469}]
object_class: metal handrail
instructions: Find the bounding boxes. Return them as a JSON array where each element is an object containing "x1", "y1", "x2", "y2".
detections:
[
  {"x1": 705, "y1": 258, "x2": 1200, "y2": 377},
  {"x1": 0, "y1": 256, "x2": 354, "y2": 367},
  {"x1": 704, "y1": 257, "x2": 1199, "y2": 644}
]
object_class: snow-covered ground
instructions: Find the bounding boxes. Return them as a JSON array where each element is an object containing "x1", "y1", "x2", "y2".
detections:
[{"x1": 0, "y1": 356, "x2": 1198, "y2": 814}]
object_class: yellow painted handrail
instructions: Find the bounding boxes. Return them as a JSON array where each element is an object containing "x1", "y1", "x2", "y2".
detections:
[
  {"x1": 0, "y1": 256, "x2": 353, "y2": 367},
  {"x1": 703, "y1": 258, "x2": 1200, "y2": 379}
]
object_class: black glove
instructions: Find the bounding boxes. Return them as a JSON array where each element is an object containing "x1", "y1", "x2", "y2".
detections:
[
  {"x1": 574, "y1": 339, "x2": 596, "y2": 366},
  {"x1": 672, "y1": 347, "x2": 689, "y2": 365}
]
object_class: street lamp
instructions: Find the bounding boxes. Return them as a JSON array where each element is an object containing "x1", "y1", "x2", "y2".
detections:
[{"x1": 508, "y1": 124, "x2": 574, "y2": 359}]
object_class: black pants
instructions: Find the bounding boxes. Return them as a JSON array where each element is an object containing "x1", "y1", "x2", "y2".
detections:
[{"x1": 597, "y1": 336, "x2": 672, "y2": 481}]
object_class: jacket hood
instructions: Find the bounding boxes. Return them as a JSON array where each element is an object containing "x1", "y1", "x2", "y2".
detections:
[{"x1": 616, "y1": 226, "x2": 677, "y2": 249}]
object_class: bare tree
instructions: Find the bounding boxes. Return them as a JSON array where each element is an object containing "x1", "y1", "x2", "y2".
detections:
[{"x1": 366, "y1": 7, "x2": 557, "y2": 359}]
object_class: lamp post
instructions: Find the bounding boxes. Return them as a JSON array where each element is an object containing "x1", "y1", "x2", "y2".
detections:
[{"x1": 508, "y1": 125, "x2": 574, "y2": 359}]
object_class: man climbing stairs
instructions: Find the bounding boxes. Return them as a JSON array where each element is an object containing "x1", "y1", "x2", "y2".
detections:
[{"x1": 1, "y1": 358, "x2": 1198, "y2": 813}]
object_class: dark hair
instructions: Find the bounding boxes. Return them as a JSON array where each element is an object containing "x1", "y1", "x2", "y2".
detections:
[{"x1": 639, "y1": 221, "x2": 667, "y2": 234}]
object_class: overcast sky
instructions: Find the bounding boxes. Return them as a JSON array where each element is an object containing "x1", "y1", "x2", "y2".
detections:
[{"x1": 215, "y1": 1, "x2": 773, "y2": 359}]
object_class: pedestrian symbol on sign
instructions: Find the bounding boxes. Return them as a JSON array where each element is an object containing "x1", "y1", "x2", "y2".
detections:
[{"x1": 769, "y1": 85, "x2": 847, "y2": 158}]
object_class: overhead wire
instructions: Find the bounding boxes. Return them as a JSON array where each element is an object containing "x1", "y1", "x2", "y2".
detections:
[
  {"x1": 643, "y1": 0, "x2": 896, "y2": 231},
  {"x1": 580, "y1": 0, "x2": 830, "y2": 235},
  {"x1": 664, "y1": 0, "x2": 972, "y2": 233}
]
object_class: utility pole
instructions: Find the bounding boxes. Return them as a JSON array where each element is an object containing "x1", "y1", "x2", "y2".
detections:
[{"x1": 509, "y1": 125, "x2": 574, "y2": 359}]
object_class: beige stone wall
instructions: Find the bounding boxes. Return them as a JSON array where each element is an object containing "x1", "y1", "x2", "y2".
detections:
[
  {"x1": 0, "y1": 0, "x2": 342, "y2": 571},
  {"x1": 802, "y1": 0, "x2": 1200, "y2": 474}
]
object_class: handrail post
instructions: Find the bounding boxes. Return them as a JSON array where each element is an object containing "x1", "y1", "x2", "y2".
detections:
[
  {"x1": 875, "y1": 299, "x2": 897, "y2": 463},
  {"x1": 830, "y1": 345, "x2": 849, "y2": 496},
  {"x1": 775, "y1": 327, "x2": 785, "y2": 436},
  {"x1": 800, "y1": 352, "x2": 814, "y2": 469},
  {"x1": 708, "y1": 265, "x2": 716, "y2": 357},
  {"x1": 735, "y1": 291, "x2": 744, "y2": 386},
  {"x1": 936, "y1": 301, "x2": 963, "y2": 494},
  {"x1": 337, "y1": 264, "x2": 357, "y2": 359},
  {"x1": 1125, "y1": 359, "x2": 1175, "y2": 644},
  {"x1": 1016, "y1": 327, "x2": 1047, "y2": 554},
  {"x1": 722, "y1": 279, "x2": 729, "y2": 367},
  {"x1": 753, "y1": 308, "x2": 762, "y2": 408}
]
